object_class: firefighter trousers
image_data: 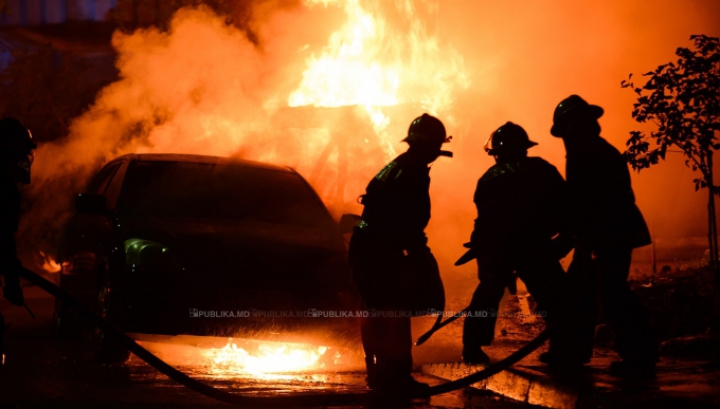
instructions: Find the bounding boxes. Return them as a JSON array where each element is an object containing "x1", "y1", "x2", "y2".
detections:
[
  {"x1": 463, "y1": 255, "x2": 571, "y2": 357},
  {"x1": 360, "y1": 310, "x2": 413, "y2": 387},
  {"x1": 567, "y1": 247, "x2": 658, "y2": 365}
]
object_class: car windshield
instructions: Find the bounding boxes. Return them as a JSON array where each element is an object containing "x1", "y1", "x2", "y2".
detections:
[{"x1": 119, "y1": 161, "x2": 334, "y2": 229}]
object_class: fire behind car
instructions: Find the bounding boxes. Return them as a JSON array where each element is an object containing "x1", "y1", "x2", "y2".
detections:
[{"x1": 56, "y1": 154, "x2": 360, "y2": 360}]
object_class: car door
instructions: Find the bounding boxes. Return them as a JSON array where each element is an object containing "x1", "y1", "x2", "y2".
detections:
[{"x1": 58, "y1": 160, "x2": 126, "y2": 306}]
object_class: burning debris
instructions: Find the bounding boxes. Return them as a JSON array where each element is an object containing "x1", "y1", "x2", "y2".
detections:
[
  {"x1": 21, "y1": 0, "x2": 470, "y2": 258},
  {"x1": 35, "y1": 251, "x2": 62, "y2": 274},
  {"x1": 289, "y1": 0, "x2": 469, "y2": 135},
  {"x1": 131, "y1": 335, "x2": 362, "y2": 380},
  {"x1": 204, "y1": 340, "x2": 335, "y2": 376}
]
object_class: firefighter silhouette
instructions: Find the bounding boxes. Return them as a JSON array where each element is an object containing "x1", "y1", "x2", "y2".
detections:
[
  {"x1": 459, "y1": 122, "x2": 572, "y2": 365},
  {"x1": 0, "y1": 118, "x2": 35, "y2": 371},
  {"x1": 349, "y1": 113, "x2": 448, "y2": 396},
  {"x1": 548, "y1": 95, "x2": 657, "y2": 376}
]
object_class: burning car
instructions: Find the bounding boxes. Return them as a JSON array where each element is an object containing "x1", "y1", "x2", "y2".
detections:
[{"x1": 55, "y1": 153, "x2": 360, "y2": 361}]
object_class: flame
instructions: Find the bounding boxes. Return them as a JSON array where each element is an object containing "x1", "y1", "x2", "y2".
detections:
[
  {"x1": 26, "y1": 2, "x2": 472, "y2": 257},
  {"x1": 203, "y1": 339, "x2": 336, "y2": 376},
  {"x1": 36, "y1": 251, "x2": 62, "y2": 273},
  {"x1": 131, "y1": 335, "x2": 361, "y2": 381},
  {"x1": 289, "y1": 0, "x2": 470, "y2": 152},
  {"x1": 289, "y1": 0, "x2": 400, "y2": 109}
]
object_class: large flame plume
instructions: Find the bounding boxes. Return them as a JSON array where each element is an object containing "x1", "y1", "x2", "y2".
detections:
[
  {"x1": 23, "y1": 1, "x2": 470, "y2": 256},
  {"x1": 289, "y1": 0, "x2": 469, "y2": 147}
]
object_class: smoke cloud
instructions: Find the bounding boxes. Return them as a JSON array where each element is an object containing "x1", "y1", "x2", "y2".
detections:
[{"x1": 18, "y1": 0, "x2": 720, "y2": 283}]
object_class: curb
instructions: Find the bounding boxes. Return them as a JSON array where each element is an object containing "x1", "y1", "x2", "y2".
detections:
[{"x1": 421, "y1": 362, "x2": 578, "y2": 409}]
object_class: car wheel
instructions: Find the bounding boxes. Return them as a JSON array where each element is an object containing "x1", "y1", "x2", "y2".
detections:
[
  {"x1": 94, "y1": 273, "x2": 130, "y2": 364},
  {"x1": 52, "y1": 296, "x2": 78, "y2": 339},
  {"x1": 54, "y1": 253, "x2": 99, "y2": 340}
]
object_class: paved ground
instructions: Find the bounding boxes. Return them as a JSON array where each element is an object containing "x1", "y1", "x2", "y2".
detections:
[
  {"x1": 2, "y1": 277, "x2": 719, "y2": 408},
  {"x1": 0, "y1": 282, "x2": 530, "y2": 408},
  {"x1": 424, "y1": 344, "x2": 720, "y2": 409}
]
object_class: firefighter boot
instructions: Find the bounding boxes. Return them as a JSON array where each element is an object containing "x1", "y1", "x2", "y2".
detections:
[
  {"x1": 375, "y1": 358, "x2": 429, "y2": 398},
  {"x1": 463, "y1": 347, "x2": 490, "y2": 365}
]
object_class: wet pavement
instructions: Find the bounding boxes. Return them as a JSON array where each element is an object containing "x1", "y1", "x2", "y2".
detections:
[
  {"x1": 424, "y1": 348, "x2": 720, "y2": 409},
  {"x1": 0, "y1": 282, "x2": 531, "y2": 408},
  {"x1": 2, "y1": 277, "x2": 720, "y2": 408}
]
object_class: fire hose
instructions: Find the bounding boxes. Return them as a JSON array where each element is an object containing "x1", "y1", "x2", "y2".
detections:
[
  {"x1": 17, "y1": 266, "x2": 561, "y2": 406},
  {"x1": 415, "y1": 307, "x2": 470, "y2": 346}
]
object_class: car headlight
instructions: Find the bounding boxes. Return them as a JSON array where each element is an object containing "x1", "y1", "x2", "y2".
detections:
[{"x1": 124, "y1": 238, "x2": 170, "y2": 266}]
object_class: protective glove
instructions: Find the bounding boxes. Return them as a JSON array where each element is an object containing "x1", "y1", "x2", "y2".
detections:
[
  {"x1": 454, "y1": 242, "x2": 476, "y2": 266},
  {"x1": 476, "y1": 253, "x2": 516, "y2": 293}
]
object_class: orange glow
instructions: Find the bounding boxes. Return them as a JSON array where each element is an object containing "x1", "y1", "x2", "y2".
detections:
[
  {"x1": 36, "y1": 251, "x2": 62, "y2": 273},
  {"x1": 20, "y1": 1, "x2": 720, "y2": 290},
  {"x1": 289, "y1": 0, "x2": 400, "y2": 109},
  {"x1": 132, "y1": 335, "x2": 360, "y2": 380},
  {"x1": 58, "y1": 1, "x2": 468, "y2": 211},
  {"x1": 288, "y1": 0, "x2": 469, "y2": 154},
  {"x1": 204, "y1": 339, "x2": 337, "y2": 376}
]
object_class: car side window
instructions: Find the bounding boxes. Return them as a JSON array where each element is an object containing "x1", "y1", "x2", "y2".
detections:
[
  {"x1": 104, "y1": 162, "x2": 128, "y2": 210},
  {"x1": 86, "y1": 163, "x2": 121, "y2": 195}
]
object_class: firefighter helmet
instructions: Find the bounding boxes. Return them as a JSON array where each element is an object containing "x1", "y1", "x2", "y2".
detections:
[
  {"x1": 550, "y1": 94, "x2": 604, "y2": 137},
  {"x1": 403, "y1": 113, "x2": 448, "y2": 145},
  {"x1": 0, "y1": 117, "x2": 36, "y2": 184},
  {"x1": 484, "y1": 122, "x2": 537, "y2": 156},
  {"x1": 403, "y1": 113, "x2": 452, "y2": 157}
]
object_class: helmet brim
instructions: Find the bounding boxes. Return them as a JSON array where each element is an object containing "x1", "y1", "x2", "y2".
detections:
[
  {"x1": 403, "y1": 132, "x2": 448, "y2": 144},
  {"x1": 551, "y1": 105, "x2": 604, "y2": 137},
  {"x1": 486, "y1": 140, "x2": 538, "y2": 156}
]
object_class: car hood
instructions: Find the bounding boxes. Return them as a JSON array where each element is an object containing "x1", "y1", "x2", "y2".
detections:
[
  {"x1": 118, "y1": 217, "x2": 348, "y2": 291},
  {"x1": 119, "y1": 216, "x2": 344, "y2": 250},
  {"x1": 114, "y1": 217, "x2": 359, "y2": 336}
]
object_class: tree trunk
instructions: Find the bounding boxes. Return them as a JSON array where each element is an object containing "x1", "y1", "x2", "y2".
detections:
[
  {"x1": 706, "y1": 150, "x2": 720, "y2": 335},
  {"x1": 708, "y1": 150, "x2": 720, "y2": 282}
]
